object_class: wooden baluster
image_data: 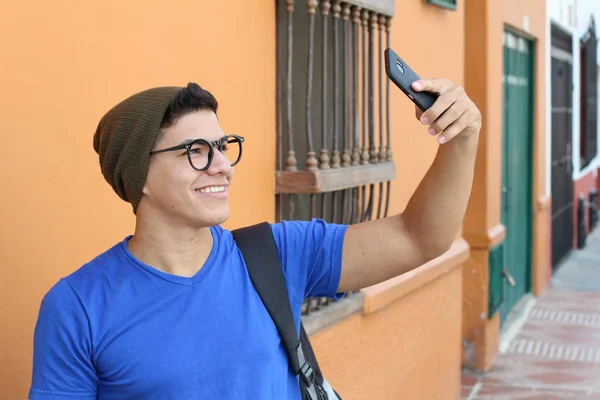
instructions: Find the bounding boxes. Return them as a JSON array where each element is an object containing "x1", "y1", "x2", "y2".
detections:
[
  {"x1": 330, "y1": 0, "x2": 342, "y2": 223},
  {"x1": 386, "y1": 17, "x2": 393, "y2": 163},
  {"x1": 306, "y1": 0, "x2": 318, "y2": 219},
  {"x1": 378, "y1": 14, "x2": 387, "y2": 164},
  {"x1": 350, "y1": 6, "x2": 361, "y2": 224},
  {"x1": 360, "y1": 9, "x2": 369, "y2": 167},
  {"x1": 319, "y1": 0, "x2": 331, "y2": 222},
  {"x1": 341, "y1": 3, "x2": 351, "y2": 169},
  {"x1": 368, "y1": 12, "x2": 378, "y2": 166},
  {"x1": 285, "y1": 0, "x2": 297, "y2": 173},
  {"x1": 340, "y1": 2, "x2": 352, "y2": 223},
  {"x1": 305, "y1": 0, "x2": 318, "y2": 173},
  {"x1": 376, "y1": 13, "x2": 385, "y2": 220},
  {"x1": 331, "y1": 0, "x2": 341, "y2": 169},
  {"x1": 351, "y1": 6, "x2": 361, "y2": 167},
  {"x1": 359, "y1": 8, "x2": 369, "y2": 222},
  {"x1": 319, "y1": 0, "x2": 331, "y2": 170}
]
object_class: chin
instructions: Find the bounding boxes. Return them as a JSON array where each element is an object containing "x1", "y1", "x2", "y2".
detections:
[{"x1": 196, "y1": 207, "x2": 230, "y2": 227}]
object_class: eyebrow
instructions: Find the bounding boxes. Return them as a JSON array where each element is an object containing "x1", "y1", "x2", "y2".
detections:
[
  {"x1": 178, "y1": 135, "x2": 228, "y2": 145},
  {"x1": 179, "y1": 138, "x2": 198, "y2": 145}
]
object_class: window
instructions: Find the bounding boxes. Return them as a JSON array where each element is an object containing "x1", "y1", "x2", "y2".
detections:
[
  {"x1": 425, "y1": 0, "x2": 457, "y2": 11},
  {"x1": 580, "y1": 16, "x2": 598, "y2": 170},
  {"x1": 275, "y1": 0, "x2": 396, "y2": 320}
]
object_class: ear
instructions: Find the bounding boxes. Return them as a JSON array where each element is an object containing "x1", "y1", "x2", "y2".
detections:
[
  {"x1": 142, "y1": 156, "x2": 156, "y2": 196},
  {"x1": 142, "y1": 183, "x2": 151, "y2": 196}
]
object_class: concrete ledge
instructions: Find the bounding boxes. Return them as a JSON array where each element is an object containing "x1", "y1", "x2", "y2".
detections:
[
  {"x1": 464, "y1": 223, "x2": 506, "y2": 250},
  {"x1": 360, "y1": 238, "x2": 471, "y2": 315},
  {"x1": 302, "y1": 291, "x2": 365, "y2": 336}
]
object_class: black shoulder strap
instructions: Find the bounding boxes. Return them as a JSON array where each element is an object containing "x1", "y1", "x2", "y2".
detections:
[
  {"x1": 231, "y1": 222, "x2": 320, "y2": 399},
  {"x1": 231, "y1": 222, "x2": 301, "y2": 373}
]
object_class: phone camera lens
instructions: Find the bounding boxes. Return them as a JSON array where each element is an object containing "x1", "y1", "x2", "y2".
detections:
[{"x1": 396, "y1": 60, "x2": 404, "y2": 74}]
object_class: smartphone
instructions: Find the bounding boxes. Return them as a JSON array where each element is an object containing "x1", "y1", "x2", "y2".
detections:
[{"x1": 384, "y1": 47, "x2": 438, "y2": 112}]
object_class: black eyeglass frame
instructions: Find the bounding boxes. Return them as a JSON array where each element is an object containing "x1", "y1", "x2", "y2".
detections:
[{"x1": 149, "y1": 134, "x2": 245, "y2": 171}]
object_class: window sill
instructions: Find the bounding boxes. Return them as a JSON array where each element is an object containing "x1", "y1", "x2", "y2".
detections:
[
  {"x1": 575, "y1": 158, "x2": 599, "y2": 181},
  {"x1": 302, "y1": 291, "x2": 364, "y2": 336}
]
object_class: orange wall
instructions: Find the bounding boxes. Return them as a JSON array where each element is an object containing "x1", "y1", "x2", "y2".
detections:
[
  {"x1": 385, "y1": 3, "x2": 465, "y2": 216},
  {"x1": 463, "y1": 0, "x2": 503, "y2": 236},
  {"x1": 0, "y1": 1, "x2": 276, "y2": 397},
  {"x1": 1, "y1": 0, "x2": 467, "y2": 398},
  {"x1": 312, "y1": 266, "x2": 463, "y2": 400}
]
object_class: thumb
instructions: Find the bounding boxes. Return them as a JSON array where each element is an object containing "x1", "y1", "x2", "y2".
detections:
[{"x1": 411, "y1": 78, "x2": 452, "y2": 94}]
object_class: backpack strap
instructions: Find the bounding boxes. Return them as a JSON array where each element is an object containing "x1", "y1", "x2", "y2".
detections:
[{"x1": 231, "y1": 222, "x2": 319, "y2": 399}]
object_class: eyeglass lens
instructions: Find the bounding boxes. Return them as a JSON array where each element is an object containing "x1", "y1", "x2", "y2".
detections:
[{"x1": 188, "y1": 137, "x2": 242, "y2": 170}]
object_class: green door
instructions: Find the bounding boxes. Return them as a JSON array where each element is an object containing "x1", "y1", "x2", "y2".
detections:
[{"x1": 500, "y1": 29, "x2": 534, "y2": 323}]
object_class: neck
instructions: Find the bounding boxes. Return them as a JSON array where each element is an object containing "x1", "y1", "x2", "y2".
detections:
[{"x1": 128, "y1": 214, "x2": 214, "y2": 278}]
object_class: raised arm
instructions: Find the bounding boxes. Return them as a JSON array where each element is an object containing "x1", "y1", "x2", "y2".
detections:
[{"x1": 337, "y1": 78, "x2": 481, "y2": 293}]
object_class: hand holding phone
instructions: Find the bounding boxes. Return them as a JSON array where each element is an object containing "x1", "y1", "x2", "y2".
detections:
[
  {"x1": 383, "y1": 47, "x2": 482, "y2": 144},
  {"x1": 383, "y1": 48, "x2": 438, "y2": 112}
]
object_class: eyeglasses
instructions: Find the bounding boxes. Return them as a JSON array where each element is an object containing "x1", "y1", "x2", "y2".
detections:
[{"x1": 149, "y1": 134, "x2": 244, "y2": 171}]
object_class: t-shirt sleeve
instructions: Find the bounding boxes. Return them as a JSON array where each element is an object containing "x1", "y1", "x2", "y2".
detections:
[
  {"x1": 29, "y1": 279, "x2": 98, "y2": 400},
  {"x1": 270, "y1": 218, "x2": 349, "y2": 301}
]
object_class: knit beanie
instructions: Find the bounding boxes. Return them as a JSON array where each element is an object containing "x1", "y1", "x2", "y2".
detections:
[{"x1": 93, "y1": 86, "x2": 182, "y2": 214}]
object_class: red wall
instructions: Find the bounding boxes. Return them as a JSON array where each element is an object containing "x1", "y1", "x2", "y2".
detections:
[{"x1": 573, "y1": 170, "x2": 598, "y2": 246}]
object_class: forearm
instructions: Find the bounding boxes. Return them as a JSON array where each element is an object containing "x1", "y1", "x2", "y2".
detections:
[
  {"x1": 400, "y1": 133, "x2": 479, "y2": 260},
  {"x1": 338, "y1": 79, "x2": 482, "y2": 292}
]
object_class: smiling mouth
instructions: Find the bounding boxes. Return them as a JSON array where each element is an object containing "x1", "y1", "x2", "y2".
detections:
[{"x1": 195, "y1": 185, "x2": 228, "y2": 194}]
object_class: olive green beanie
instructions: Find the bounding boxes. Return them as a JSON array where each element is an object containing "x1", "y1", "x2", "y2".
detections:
[{"x1": 93, "y1": 86, "x2": 182, "y2": 214}]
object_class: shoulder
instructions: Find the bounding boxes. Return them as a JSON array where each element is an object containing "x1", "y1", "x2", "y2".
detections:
[
  {"x1": 229, "y1": 218, "x2": 349, "y2": 261},
  {"x1": 269, "y1": 219, "x2": 349, "y2": 299},
  {"x1": 40, "y1": 238, "x2": 130, "y2": 311},
  {"x1": 270, "y1": 218, "x2": 349, "y2": 248},
  {"x1": 69, "y1": 237, "x2": 130, "y2": 282},
  {"x1": 39, "y1": 277, "x2": 79, "y2": 312}
]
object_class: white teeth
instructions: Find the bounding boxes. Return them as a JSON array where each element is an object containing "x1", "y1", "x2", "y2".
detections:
[{"x1": 197, "y1": 186, "x2": 226, "y2": 194}]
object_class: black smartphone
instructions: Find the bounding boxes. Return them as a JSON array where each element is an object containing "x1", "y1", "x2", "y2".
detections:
[{"x1": 384, "y1": 47, "x2": 438, "y2": 112}]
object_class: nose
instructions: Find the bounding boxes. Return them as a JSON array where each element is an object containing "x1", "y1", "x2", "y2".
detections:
[{"x1": 206, "y1": 148, "x2": 233, "y2": 176}]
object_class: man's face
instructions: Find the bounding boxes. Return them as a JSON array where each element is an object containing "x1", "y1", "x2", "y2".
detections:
[{"x1": 141, "y1": 109, "x2": 234, "y2": 228}]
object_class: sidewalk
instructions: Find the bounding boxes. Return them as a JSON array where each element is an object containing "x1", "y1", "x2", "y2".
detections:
[{"x1": 462, "y1": 226, "x2": 600, "y2": 399}]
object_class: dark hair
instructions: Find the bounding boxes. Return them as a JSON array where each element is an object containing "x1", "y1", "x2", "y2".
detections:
[{"x1": 156, "y1": 83, "x2": 219, "y2": 141}]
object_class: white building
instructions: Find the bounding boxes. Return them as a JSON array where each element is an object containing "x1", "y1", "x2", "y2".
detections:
[{"x1": 547, "y1": 0, "x2": 599, "y2": 266}]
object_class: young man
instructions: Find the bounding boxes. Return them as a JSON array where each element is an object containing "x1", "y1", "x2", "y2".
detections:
[{"x1": 29, "y1": 80, "x2": 481, "y2": 399}]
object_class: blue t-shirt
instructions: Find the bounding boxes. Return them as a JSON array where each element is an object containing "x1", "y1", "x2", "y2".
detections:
[{"x1": 29, "y1": 219, "x2": 348, "y2": 400}]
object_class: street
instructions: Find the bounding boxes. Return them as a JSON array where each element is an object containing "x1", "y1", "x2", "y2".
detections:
[{"x1": 462, "y1": 226, "x2": 600, "y2": 399}]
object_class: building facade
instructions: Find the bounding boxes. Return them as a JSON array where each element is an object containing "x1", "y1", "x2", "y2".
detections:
[
  {"x1": 548, "y1": 0, "x2": 600, "y2": 271},
  {"x1": 2, "y1": 0, "x2": 584, "y2": 399}
]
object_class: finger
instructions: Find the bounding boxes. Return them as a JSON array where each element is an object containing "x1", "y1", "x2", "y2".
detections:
[
  {"x1": 411, "y1": 78, "x2": 455, "y2": 94},
  {"x1": 428, "y1": 98, "x2": 470, "y2": 136},
  {"x1": 415, "y1": 105, "x2": 423, "y2": 121},
  {"x1": 437, "y1": 111, "x2": 477, "y2": 144},
  {"x1": 419, "y1": 88, "x2": 460, "y2": 126}
]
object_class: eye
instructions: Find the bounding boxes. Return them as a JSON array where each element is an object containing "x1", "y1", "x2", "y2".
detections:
[{"x1": 189, "y1": 142, "x2": 209, "y2": 156}]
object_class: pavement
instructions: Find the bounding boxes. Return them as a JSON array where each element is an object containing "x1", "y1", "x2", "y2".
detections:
[{"x1": 462, "y1": 224, "x2": 600, "y2": 399}]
